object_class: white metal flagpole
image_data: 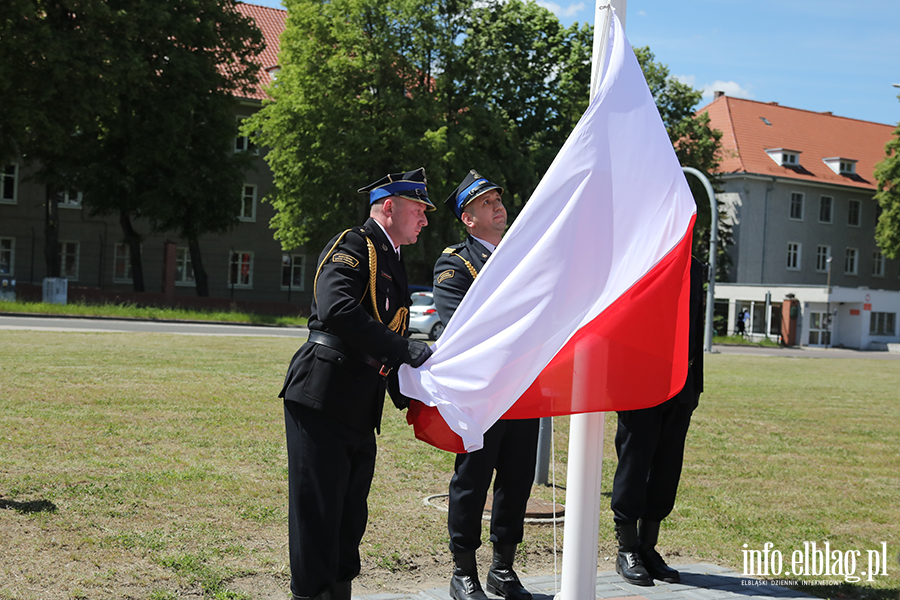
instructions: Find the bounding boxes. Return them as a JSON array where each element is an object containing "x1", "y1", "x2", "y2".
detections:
[{"x1": 556, "y1": 2, "x2": 627, "y2": 599}]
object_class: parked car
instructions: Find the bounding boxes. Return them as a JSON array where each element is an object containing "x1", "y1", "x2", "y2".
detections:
[{"x1": 408, "y1": 291, "x2": 444, "y2": 340}]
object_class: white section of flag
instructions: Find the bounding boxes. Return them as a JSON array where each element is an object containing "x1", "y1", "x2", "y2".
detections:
[{"x1": 398, "y1": 12, "x2": 696, "y2": 451}]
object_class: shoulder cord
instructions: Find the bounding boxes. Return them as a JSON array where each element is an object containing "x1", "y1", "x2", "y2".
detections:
[
  {"x1": 312, "y1": 230, "x2": 406, "y2": 335},
  {"x1": 442, "y1": 247, "x2": 479, "y2": 280}
]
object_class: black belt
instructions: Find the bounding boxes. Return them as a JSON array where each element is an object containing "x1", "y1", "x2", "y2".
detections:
[{"x1": 307, "y1": 330, "x2": 391, "y2": 376}]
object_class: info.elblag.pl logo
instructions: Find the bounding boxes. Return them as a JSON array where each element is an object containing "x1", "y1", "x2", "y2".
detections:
[{"x1": 743, "y1": 542, "x2": 891, "y2": 583}]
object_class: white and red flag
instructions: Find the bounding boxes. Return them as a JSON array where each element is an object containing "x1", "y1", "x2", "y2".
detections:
[{"x1": 398, "y1": 11, "x2": 696, "y2": 453}]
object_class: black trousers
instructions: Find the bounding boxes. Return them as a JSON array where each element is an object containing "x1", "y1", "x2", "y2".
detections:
[
  {"x1": 448, "y1": 418, "x2": 540, "y2": 553},
  {"x1": 284, "y1": 401, "x2": 377, "y2": 597},
  {"x1": 610, "y1": 395, "x2": 695, "y2": 524}
]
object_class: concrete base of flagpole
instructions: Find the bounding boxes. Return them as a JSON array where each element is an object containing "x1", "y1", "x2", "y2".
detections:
[{"x1": 555, "y1": 411, "x2": 605, "y2": 600}]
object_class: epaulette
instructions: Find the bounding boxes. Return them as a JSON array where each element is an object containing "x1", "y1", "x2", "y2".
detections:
[{"x1": 442, "y1": 246, "x2": 479, "y2": 280}]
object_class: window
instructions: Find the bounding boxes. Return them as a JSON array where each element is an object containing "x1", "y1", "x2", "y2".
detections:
[
  {"x1": 234, "y1": 118, "x2": 258, "y2": 154},
  {"x1": 59, "y1": 241, "x2": 79, "y2": 280},
  {"x1": 790, "y1": 193, "x2": 804, "y2": 220},
  {"x1": 844, "y1": 248, "x2": 858, "y2": 275},
  {"x1": 872, "y1": 251, "x2": 885, "y2": 277},
  {"x1": 0, "y1": 237, "x2": 14, "y2": 275},
  {"x1": 784, "y1": 152, "x2": 798, "y2": 165},
  {"x1": 815, "y1": 245, "x2": 831, "y2": 273},
  {"x1": 229, "y1": 251, "x2": 253, "y2": 288},
  {"x1": 175, "y1": 247, "x2": 195, "y2": 285},
  {"x1": 840, "y1": 161, "x2": 856, "y2": 174},
  {"x1": 848, "y1": 199, "x2": 861, "y2": 226},
  {"x1": 819, "y1": 196, "x2": 833, "y2": 223},
  {"x1": 1, "y1": 164, "x2": 17, "y2": 204},
  {"x1": 113, "y1": 243, "x2": 133, "y2": 282},
  {"x1": 56, "y1": 189, "x2": 83, "y2": 209},
  {"x1": 281, "y1": 253, "x2": 306, "y2": 291},
  {"x1": 869, "y1": 312, "x2": 895, "y2": 336},
  {"x1": 239, "y1": 184, "x2": 257, "y2": 221},
  {"x1": 786, "y1": 242, "x2": 801, "y2": 270}
]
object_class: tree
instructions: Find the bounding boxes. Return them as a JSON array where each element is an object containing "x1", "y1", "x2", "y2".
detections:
[
  {"x1": 874, "y1": 118, "x2": 900, "y2": 258},
  {"x1": 75, "y1": 0, "x2": 264, "y2": 295},
  {"x1": 634, "y1": 46, "x2": 731, "y2": 279}
]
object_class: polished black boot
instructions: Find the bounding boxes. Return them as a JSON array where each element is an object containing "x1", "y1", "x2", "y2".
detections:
[
  {"x1": 450, "y1": 550, "x2": 488, "y2": 600},
  {"x1": 485, "y1": 544, "x2": 532, "y2": 600},
  {"x1": 615, "y1": 522, "x2": 653, "y2": 586},
  {"x1": 331, "y1": 581, "x2": 352, "y2": 600},
  {"x1": 638, "y1": 520, "x2": 681, "y2": 583}
]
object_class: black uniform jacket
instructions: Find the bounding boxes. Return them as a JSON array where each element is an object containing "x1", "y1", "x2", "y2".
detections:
[
  {"x1": 672, "y1": 257, "x2": 705, "y2": 407},
  {"x1": 432, "y1": 235, "x2": 492, "y2": 326},
  {"x1": 280, "y1": 218, "x2": 411, "y2": 432}
]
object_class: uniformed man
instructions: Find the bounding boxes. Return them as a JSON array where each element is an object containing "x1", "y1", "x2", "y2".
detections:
[
  {"x1": 433, "y1": 170, "x2": 538, "y2": 600},
  {"x1": 610, "y1": 257, "x2": 705, "y2": 586},
  {"x1": 280, "y1": 167, "x2": 435, "y2": 600}
]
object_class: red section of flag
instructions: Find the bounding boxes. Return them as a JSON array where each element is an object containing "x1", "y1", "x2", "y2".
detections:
[{"x1": 407, "y1": 222, "x2": 694, "y2": 452}]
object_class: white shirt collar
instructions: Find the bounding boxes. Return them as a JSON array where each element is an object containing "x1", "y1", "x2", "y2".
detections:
[
  {"x1": 372, "y1": 218, "x2": 400, "y2": 259},
  {"x1": 472, "y1": 236, "x2": 496, "y2": 254}
]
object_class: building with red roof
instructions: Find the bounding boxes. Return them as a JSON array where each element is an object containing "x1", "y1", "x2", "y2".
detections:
[{"x1": 700, "y1": 93, "x2": 900, "y2": 349}]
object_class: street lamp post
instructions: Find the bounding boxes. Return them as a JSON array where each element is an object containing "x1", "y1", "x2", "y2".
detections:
[{"x1": 825, "y1": 255, "x2": 832, "y2": 348}]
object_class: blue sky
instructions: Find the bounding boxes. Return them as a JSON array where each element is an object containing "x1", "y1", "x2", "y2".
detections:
[{"x1": 247, "y1": 0, "x2": 900, "y2": 126}]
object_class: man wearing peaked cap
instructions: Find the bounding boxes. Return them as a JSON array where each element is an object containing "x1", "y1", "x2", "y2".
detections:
[
  {"x1": 432, "y1": 169, "x2": 538, "y2": 600},
  {"x1": 280, "y1": 167, "x2": 433, "y2": 600}
]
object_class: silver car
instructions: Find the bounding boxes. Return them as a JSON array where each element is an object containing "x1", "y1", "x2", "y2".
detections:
[{"x1": 408, "y1": 291, "x2": 444, "y2": 340}]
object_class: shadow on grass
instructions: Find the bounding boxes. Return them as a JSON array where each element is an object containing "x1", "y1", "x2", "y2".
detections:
[{"x1": 0, "y1": 498, "x2": 58, "y2": 514}]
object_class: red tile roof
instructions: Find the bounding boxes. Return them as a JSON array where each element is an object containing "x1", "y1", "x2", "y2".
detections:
[
  {"x1": 235, "y1": 2, "x2": 287, "y2": 101},
  {"x1": 698, "y1": 95, "x2": 897, "y2": 192}
]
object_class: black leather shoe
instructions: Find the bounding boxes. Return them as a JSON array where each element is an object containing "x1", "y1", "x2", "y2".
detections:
[
  {"x1": 485, "y1": 544, "x2": 532, "y2": 599},
  {"x1": 450, "y1": 551, "x2": 488, "y2": 600},
  {"x1": 615, "y1": 522, "x2": 653, "y2": 586},
  {"x1": 638, "y1": 520, "x2": 680, "y2": 583}
]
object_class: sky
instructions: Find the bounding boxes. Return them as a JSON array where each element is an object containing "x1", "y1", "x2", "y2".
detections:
[{"x1": 246, "y1": 0, "x2": 900, "y2": 126}]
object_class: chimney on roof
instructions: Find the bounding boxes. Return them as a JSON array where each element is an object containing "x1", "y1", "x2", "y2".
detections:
[{"x1": 713, "y1": 90, "x2": 725, "y2": 99}]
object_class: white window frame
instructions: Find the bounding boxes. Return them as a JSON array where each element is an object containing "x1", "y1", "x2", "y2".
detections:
[
  {"x1": 818, "y1": 196, "x2": 833, "y2": 224},
  {"x1": 57, "y1": 189, "x2": 83, "y2": 209},
  {"x1": 815, "y1": 245, "x2": 831, "y2": 273},
  {"x1": 790, "y1": 192, "x2": 804, "y2": 221},
  {"x1": 228, "y1": 250, "x2": 253, "y2": 288},
  {"x1": 786, "y1": 242, "x2": 801, "y2": 271},
  {"x1": 0, "y1": 237, "x2": 14, "y2": 276},
  {"x1": 872, "y1": 251, "x2": 885, "y2": 277},
  {"x1": 59, "y1": 240, "x2": 80, "y2": 281},
  {"x1": 848, "y1": 199, "x2": 861, "y2": 227},
  {"x1": 175, "y1": 247, "x2": 195, "y2": 286},
  {"x1": 234, "y1": 117, "x2": 259, "y2": 155},
  {"x1": 113, "y1": 243, "x2": 133, "y2": 283},
  {"x1": 1, "y1": 164, "x2": 18, "y2": 204},
  {"x1": 844, "y1": 247, "x2": 858, "y2": 275},
  {"x1": 281, "y1": 253, "x2": 306, "y2": 291},
  {"x1": 869, "y1": 312, "x2": 895, "y2": 336},
  {"x1": 239, "y1": 184, "x2": 257, "y2": 222}
]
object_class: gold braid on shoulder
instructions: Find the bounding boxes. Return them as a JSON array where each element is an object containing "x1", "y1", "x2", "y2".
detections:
[
  {"x1": 443, "y1": 247, "x2": 479, "y2": 280},
  {"x1": 313, "y1": 229, "x2": 353, "y2": 303}
]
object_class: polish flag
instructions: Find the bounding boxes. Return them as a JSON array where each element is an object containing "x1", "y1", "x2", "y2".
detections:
[{"x1": 398, "y1": 12, "x2": 696, "y2": 453}]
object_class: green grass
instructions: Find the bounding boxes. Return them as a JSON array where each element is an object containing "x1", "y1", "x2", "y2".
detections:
[
  {"x1": 0, "y1": 299, "x2": 307, "y2": 327},
  {"x1": 0, "y1": 331, "x2": 898, "y2": 599},
  {"x1": 713, "y1": 334, "x2": 782, "y2": 347}
]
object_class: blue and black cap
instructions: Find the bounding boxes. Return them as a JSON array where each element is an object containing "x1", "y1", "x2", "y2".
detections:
[
  {"x1": 358, "y1": 167, "x2": 435, "y2": 211},
  {"x1": 444, "y1": 169, "x2": 503, "y2": 221}
]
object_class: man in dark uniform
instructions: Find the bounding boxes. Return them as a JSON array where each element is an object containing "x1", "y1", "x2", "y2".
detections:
[
  {"x1": 280, "y1": 168, "x2": 435, "y2": 600},
  {"x1": 433, "y1": 170, "x2": 539, "y2": 600},
  {"x1": 610, "y1": 257, "x2": 706, "y2": 586}
]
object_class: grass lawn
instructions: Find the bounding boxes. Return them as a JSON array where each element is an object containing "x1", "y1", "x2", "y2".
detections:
[{"x1": 0, "y1": 331, "x2": 897, "y2": 600}]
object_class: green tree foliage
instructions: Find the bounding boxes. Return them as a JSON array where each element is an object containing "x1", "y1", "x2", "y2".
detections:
[{"x1": 875, "y1": 118, "x2": 900, "y2": 259}]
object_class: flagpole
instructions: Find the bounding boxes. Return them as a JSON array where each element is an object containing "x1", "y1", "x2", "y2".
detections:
[{"x1": 557, "y1": 2, "x2": 626, "y2": 599}]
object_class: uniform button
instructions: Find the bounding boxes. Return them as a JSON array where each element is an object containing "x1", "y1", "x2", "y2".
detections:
[{"x1": 380, "y1": 357, "x2": 388, "y2": 363}]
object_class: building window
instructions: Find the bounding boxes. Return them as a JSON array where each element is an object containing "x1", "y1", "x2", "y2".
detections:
[
  {"x1": 0, "y1": 237, "x2": 14, "y2": 275},
  {"x1": 59, "y1": 241, "x2": 79, "y2": 280},
  {"x1": 819, "y1": 196, "x2": 833, "y2": 223},
  {"x1": 239, "y1": 184, "x2": 257, "y2": 222},
  {"x1": 229, "y1": 251, "x2": 253, "y2": 288},
  {"x1": 1, "y1": 164, "x2": 17, "y2": 204},
  {"x1": 281, "y1": 253, "x2": 306, "y2": 291},
  {"x1": 815, "y1": 245, "x2": 831, "y2": 273},
  {"x1": 786, "y1": 242, "x2": 801, "y2": 270},
  {"x1": 848, "y1": 199, "x2": 861, "y2": 227},
  {"x1": 872, "y1": 251, "x2": 885, "y2": 277},
  {"x1": 176, "y1": 247, "x2": 195, "y2": 285},
  {"x1": 113, "y1": 243, "x2": 133, "y2": 282},
  {"x1": 869, "y1": 312, "x2": 895, "y2": 336},
  {"x1": 790, "y1": 192, "x2": 804, "y2": 220},
  {"x1": 56, "y1": 189, "x2": 83, "y2": 209},
  {"x1": 844, "y1": 248, "x2": 858, "y2": 275},
  {"x1": 234, "y1": 118, "x2": 258, "y2": 154}
]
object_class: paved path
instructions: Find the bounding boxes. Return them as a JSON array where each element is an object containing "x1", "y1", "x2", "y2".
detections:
[{"x1": 352, "y1": 564, "x2": 813, "y2": 600}]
